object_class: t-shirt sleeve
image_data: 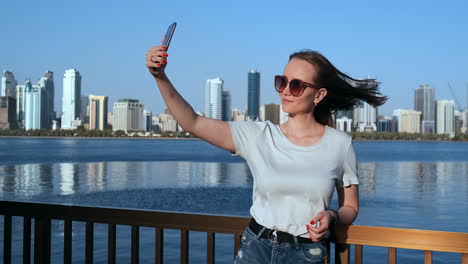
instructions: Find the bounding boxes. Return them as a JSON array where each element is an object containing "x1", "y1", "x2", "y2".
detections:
[
  {"x1": 336, "y1": 141, "x2": 359, "y2": 188},
  {"x1": 227, "y1": 121, "x2": 263, "y2": 159}
]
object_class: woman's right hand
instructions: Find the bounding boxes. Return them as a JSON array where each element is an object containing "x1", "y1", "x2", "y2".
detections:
[{"x1": 146, "y1": 37, "x2": 169, "y2": 79}]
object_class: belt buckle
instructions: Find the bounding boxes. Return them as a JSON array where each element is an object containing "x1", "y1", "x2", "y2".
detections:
[{"x1": 268, "y1": 230, "x2": 279, "y2": 244}]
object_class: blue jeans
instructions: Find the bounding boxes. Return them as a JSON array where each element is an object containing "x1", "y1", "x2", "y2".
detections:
[{"x1": 234, "y1": 227, "x2": 329, "y2": 264}]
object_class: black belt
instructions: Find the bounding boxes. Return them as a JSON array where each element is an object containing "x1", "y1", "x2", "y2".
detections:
[{"x1": 248, "y1": 218, "x2": 321, "y2": 244}]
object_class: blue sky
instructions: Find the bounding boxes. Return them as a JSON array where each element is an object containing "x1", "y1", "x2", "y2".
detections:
[{"x1": 1, "y1": 0, "x2": 468, "y2": 116}]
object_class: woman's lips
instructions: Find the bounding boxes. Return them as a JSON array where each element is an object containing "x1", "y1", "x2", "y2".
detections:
[{"x1": 282, "y1": 98, "x2": 294, "y2": 104}]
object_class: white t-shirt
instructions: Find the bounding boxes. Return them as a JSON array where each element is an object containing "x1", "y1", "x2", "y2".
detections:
[{"x1": 228, "y1": 120, "x2": 359, "y2": 238}]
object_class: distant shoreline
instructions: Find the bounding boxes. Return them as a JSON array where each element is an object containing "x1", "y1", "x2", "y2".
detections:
[{"x1": 0, "y1": 135, "x2": 466, "y2": 143}]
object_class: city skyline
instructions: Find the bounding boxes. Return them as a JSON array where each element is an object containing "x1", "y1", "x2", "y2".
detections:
[{"x1": 1, "y1": 0, "x2": 468, "y2": 117}]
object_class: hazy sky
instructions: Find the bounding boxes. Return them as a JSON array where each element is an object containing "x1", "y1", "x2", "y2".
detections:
[{"x1": 1, "y1": 0, "x2": 467, "y2": 116}]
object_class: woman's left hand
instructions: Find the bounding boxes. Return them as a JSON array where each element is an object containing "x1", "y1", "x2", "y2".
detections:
[{"x1": 306, "y1": 210, "x2": 335, "y2": 242}]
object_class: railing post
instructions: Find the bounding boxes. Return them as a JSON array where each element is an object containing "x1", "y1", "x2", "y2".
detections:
[
  {"x1": 131, "y1": 225, "x2": 139, "y2": 264},
  {"x1": 156, "y1": 228, "x2": 164, "y2": 264},
  {"x1": 4, "y1": 215, "x2": 12, "y2": 264},
  {"x1": 180, "y1": 229, "x2": 189, "y2": 264},
  {"x1": 64, "y1": 220, "x2": 72, "y2": 264},
  {"x1": 354, "y1": 244, "x2": 363, "y2": 264},
  {"x1": 23, "y1": 217, "x2": 31, "y2": 264},
  {"x1": 108, "y1": 223, "x2": 116, "y2": 264},
  {"x1": 207, "y1": 232, "x2": 215, "y2": 264},
  {"x1": 335, "y1": 243, "x2": 350, "y2": 264},
  {"x1": 86, "y1": 222, "x2": 94, "y2": 264},
  {"x1": 34, "y1": 217, "x2": 51, "y2": 264},
  {"x1": 424, "y1": 250, "x2": 432, "y2": 264},
  {"x1": 388, "y1": 247, "x2": 397, "y2": 264},
  {"x1": 462, "y1": 253, "x2": 468, "y2": 264},
  {"x1": 234, "y1": 234, "x2": 241, "y2": 259}
]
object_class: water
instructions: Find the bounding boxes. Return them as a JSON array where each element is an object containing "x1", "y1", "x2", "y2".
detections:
[{"x1": 0, "y1": 138, "x2": 467, "y2": 263}]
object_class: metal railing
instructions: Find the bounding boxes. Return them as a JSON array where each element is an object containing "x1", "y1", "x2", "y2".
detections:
[{"x1": 1, "y1": 200, "x2": 468, "y2": 264}]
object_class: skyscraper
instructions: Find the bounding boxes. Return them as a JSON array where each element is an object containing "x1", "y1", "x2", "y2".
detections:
[
  {"x1": 62, "y1": 69, "x2": 82, "y2": 129},
  {"x1": 205, "y1": 78, "x2": 223, "y2": 120},
  {"x1": 436, "y1": 100, "x2": 455, "y2": 137},
  {"x1": 261, "y1": 103, "x2": 280, "y2": 124},
  {"x1": 38, "y1": 71, "x2": 54, "y2": 129},
  {"x1": 247, "y1": 69, "x2": 260, "y2": 121},
  {"x1": 222, "y1": 90, "x2": 231, "y2": 121},
  {"x1": 89, "y1": 95, "x2": 108, "y2": 130},
  {"x1": 25, "y1": 83, "x2": 48, "y2": 130},
  {"x1": 414, "y1": 84, "x2": 435, "y2": 133},
  {"x1": 112, "y1": 99, "x2": 144, "y2": 132},
  {"x1": 355, "y1": 100, "x2": 377, "y2": 132},
  {"x1": 16, "y1": 81, "x2": 28, "y2": 128},
  {"x1": 1, "y1": 71, "x2": 17, "y2": 98},
  {"x1": 0, "y1": 96, "x2": 17, "y2": 129}
]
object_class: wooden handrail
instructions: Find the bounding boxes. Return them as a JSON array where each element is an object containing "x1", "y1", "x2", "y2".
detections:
[
  {"x1": 335, "y1": 225, "x2": 468, "y2": 254},
  {"x1": 1, "y1": 200, "x2": 468, "y2": 263}
]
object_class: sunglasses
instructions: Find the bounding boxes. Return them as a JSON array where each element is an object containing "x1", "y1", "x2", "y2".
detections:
[{"x1": 274, "y1": 75, "x2": 318, "y2": 97}]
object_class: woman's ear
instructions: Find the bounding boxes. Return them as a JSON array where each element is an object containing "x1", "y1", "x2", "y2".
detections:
[{"x1": 314, "y1": 88, "x2": 328, "y2": 105}]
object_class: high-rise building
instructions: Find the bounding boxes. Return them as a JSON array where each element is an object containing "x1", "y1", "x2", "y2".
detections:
[
  {"x1": 247, "y1": 69, "x2": 260, "y2": 121},
  {"x1": 435, "y1": 100, "x2": 455, "y2": 137},
  {"x1": 414, "y1": 84, "x2": 435, "y2": 133},
  {"x1": 393, "y1": 109, "x2": 421, "y2": 133},
  {"x1": 222, "y1": 90, "x2": 231, "y2": 121},
  {"x1": 112, "y1": 99, "x2": 144, "y2": 132},
  {"x1": 462, "y1": 109, "x2": 468, "y2": 134},
  {"x1": 25, "y1": 84, "x2": 48, "y2": 130},
  {"x1": 1, "y1": 71, "x2": 17, "y2": 98},
  {"x1": 355, "y1": 100, "x2": 377, "y2": 132},
  {"x1": 80, "y1": 95, "x2": 89, "y2": 125},
  {"x1": 88, "y1": 95, "x2": 108, "y2": 130},
  {"x1": 37, "y1": 71, "x2": 54, "y2": 129},
  {"x1": 61, "y1": 69, "x2": 82, "y2": 129},
  {"x1": 16, "y1": 81, "x2": 29, "y2": 128},
  {"x1": 205, "y1": 78, "x2": 223, "y2": 120},
  {"x1": 143, "y1": 110, "x2": 152, "y2": 132},
  {"x1": 0, "y1": 96, "x2": 17, "y2": 129},
  {"x1": 261, "y1": 103, "x2": 280, "y2": 124}
]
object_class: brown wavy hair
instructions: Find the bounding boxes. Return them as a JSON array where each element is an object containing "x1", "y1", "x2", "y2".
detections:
[{"x1": 289, "y1": 50, "x2": 388, "y2": 126}]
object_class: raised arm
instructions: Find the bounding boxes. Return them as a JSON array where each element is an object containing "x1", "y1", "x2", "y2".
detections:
[{"x1": 145, "y1": 43, "x2": 235, "y2": 153}]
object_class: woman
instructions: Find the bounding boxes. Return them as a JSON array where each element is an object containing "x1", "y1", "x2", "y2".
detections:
[{"x1": 146, "y1": 41, "x2": 387, "y2": 263}]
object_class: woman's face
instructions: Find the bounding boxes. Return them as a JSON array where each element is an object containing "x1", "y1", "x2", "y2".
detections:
[{"x1": 279, "y1": 58, "x2": 326, "y2": 115}]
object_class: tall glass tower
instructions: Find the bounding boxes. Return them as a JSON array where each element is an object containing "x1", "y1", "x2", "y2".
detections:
[
  {"x1": 247, "y1": 69, "x2": 260, "y2": 121},
  {"x1": 61, "y1": 69, "x2": 81, "y2": 129},
  {"x1": 205, "y1": 78, "x2": 223, "y2": 120},
  {"x1": 38, "y1": 71, "x2": 54, "y2": 129},
  {"x1": 414, "y1": 84, "x2": 435, "y2": 134},
  {"x1": 1, "y1": 71, "x2": 17, "y2": 98}
]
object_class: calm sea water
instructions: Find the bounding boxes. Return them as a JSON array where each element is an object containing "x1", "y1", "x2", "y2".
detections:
[{"x1": 0, "y1": 138, "x2": 467, "y2": 263}]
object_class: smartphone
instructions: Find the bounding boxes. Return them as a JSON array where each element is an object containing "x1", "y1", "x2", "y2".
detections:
[{"x1": 162, "y1": 22, "x2": 177, "y2": 50}]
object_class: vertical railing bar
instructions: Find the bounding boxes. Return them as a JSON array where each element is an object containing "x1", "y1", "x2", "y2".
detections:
[
  {"x1": 207, "y1": 232, "x2": 215, "y2": 264},
  {"x1": 131, "y1": 225, "x2": 140, "y2": 264},
  {"x1": 34, "y1": 218, "x2": 51, "y2": 264},
  {"x1": 424, "y1": 250, "x2": 432, "y2": 264},
  {"x1": 462, "y1": 253, "x2": 468, "y2": 264},
  {"x1": 180, "y1": 229, "x2": 189, "y2": 264},
  {"x1": 64, "y1": 219, "x2": 72, "y2": 264},
  {"x1": 388, "y1": 247, "x2": 397, "y2": 264},
  {"x1": 156, "y1": 228, "x2": 164, "y2": 264},
  {"x1": 233, "y1": 234, "x2": 241, "y2": 260},
  {"x1": 4, "y1": 215, "x2": 12, "y2": 264},
  {"x1": 86, "y1": 222, "x2": 94, "y2": 264},
  {"x1": 108, "y1": 223, "x2": 116, "y2": 264},
  {"x1": 354, "y1": 244, "x2": 363, "y2": 264},
  {"x1": 23, "y1": 217, "x2": 31, "y2": 264},
  {"x1": 335, "y1": 243, "x2": 350, "y2": 264}
]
